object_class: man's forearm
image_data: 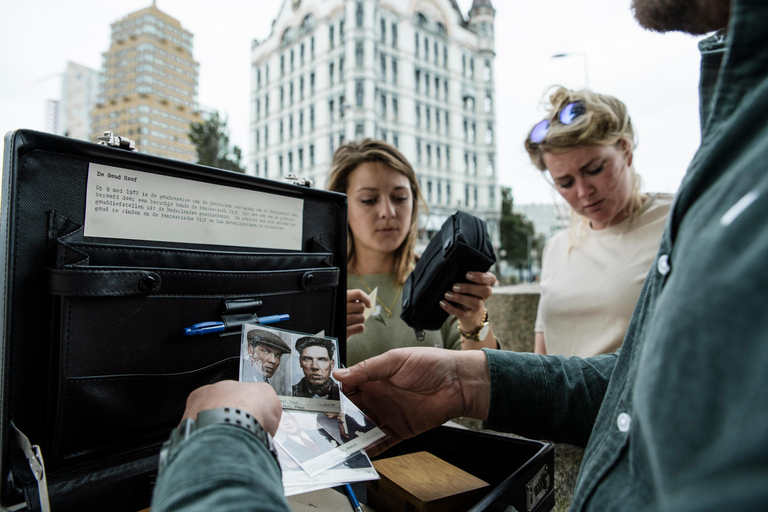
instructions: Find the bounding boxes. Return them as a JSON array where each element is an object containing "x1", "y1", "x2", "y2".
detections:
[
  {"x1": 457, "y1": 349, "x2": 491, "y2": 421},
  {"x1": 152, "y1": 425, "x2": 290, "y2": 512}
]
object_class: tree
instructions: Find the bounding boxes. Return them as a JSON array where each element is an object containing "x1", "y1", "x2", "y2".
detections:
[
  {"x1": 499, "y1": 187, "x2": 543, "y2": 270},
  {"x1": 189, "y1": 111, "x2": 245, "y2": 173}
]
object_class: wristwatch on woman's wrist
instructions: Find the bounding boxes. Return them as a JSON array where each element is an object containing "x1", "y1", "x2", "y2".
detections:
[
  {"x1": 158, "y1": 407, "x2": 278, "y2": 473},
  {"x1": 458, "y1": 308, "x2": 491, "y2": 341}
]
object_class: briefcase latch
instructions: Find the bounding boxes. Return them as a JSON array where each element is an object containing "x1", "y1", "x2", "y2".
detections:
[
  {"x1": 97, "y1": 131, "x2": 138, "y2": 152},
  {"x1": 525, "y1": 464, "x2": 550, "y2": 511},
  {"x1": 283, "y1": 173, "x2": 314, "y2": 188}
]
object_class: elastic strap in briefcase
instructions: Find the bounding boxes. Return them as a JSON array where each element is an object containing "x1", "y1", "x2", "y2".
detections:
[{"x1": 11, "y1": 422, "x2": 50, "y2": 512}]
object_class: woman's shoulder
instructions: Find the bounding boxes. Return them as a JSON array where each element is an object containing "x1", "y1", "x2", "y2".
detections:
[{"x1": 639, "y1": 192, "x2": 674, "y2": 221}]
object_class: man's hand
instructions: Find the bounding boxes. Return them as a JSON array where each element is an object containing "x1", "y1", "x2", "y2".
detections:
[
  {"x1": 333, "y1": 347, "x2": 490, "y2": 456},
  {"x1": 181, "y1": 380, "x2": 282, "y2": 435},
  {"x1": 346, "y1": 289, "x2": 372, "y2": 339}
]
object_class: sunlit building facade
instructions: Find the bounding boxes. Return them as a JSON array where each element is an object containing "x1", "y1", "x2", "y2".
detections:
[{"x1": 91, "y1": 1, "x2": 200, "y2": 162}]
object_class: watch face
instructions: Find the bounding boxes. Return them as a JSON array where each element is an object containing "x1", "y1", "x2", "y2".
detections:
[
  {"x1": 292, "y1": 0, "x2": 301, "y2": 11},
  {"x1": 479, "y1": 323, "x2": 490, "y2": 340}
]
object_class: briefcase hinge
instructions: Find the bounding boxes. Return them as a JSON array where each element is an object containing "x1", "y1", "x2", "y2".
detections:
[
  {"x1": 97, "y1": 131, "x2": 137, "y2": 152},
  {"x1": 11, "y1": 422, "x2": 51, "y2": 512},
  {"x1": 283, "y1": 173, "x2": 314, "y2": 188}
]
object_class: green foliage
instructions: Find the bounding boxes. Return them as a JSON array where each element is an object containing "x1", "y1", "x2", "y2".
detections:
[
  {"x1": 189, "y1": 111, "x2": 245, "y2": 173},
  {"x1": 499, "y1": 187, "x2": 543, "y2": 268}
]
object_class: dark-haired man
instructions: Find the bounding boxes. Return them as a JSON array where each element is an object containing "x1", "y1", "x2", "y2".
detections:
[{"x1": 291, "y1": 336, "x2": 340, "y2": 400}]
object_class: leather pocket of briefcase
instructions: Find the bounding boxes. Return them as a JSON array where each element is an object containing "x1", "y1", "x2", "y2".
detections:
[{"x1": 47, "y1": 239, "x2": 339, "y2": 464}]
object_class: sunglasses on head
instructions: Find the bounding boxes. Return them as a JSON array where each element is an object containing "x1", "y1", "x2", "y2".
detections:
[{"x1": 529, "y1": 101, "x2": 586, "y2": 144}]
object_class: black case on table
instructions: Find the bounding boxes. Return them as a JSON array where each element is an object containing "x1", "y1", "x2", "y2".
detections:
[
  {"x1": 0, "y1": 130, "x2": 348, "y2": 511},
  {"x1": 371, "y1": 426, "x2": 555, "y2": 512},
  {"x1": 401, "y1": 211, "x2": 496, "y2": 332}
]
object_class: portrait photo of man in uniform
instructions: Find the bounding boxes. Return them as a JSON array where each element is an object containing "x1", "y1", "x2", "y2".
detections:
[
  {"x1": 291, "y1": 336, "x2": 340, "y2": 400},
  {"x1": 240, "y1": 328, "x2": 292, "y2": 395}
]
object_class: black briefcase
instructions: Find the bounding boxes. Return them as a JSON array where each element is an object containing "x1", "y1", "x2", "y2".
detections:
[
  {"x1": 0, "y1": 130, "x2": 348, "y2": 511},
  {"x1": 401, "y1": 211, "x2": 496, "y2": 332}
]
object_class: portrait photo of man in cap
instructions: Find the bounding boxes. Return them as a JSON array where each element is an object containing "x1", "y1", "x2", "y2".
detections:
[
  {"x1": 241, "y1": 328, "x2": 292, "y2": 395},
  {"x1": 291, "y1": 336, "x2": 340, "y2": 401}
]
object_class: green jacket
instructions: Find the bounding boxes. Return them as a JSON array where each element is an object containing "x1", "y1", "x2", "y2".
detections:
[{"x1": 486, "y1": 0, "x2": 768, "y2": 509}]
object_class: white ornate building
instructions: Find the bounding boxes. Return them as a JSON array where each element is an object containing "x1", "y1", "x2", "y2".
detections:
[{"x1": 250, "y1": 0, "x2": 499, "y2": 243}]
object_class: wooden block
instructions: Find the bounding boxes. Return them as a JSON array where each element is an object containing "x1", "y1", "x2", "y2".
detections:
[{"x1": 367, "y1": 451, "x2": 489, "y2": 512}]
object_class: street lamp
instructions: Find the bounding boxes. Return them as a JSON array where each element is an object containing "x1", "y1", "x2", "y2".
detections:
[{"x1": 552, "y1": 52, "x2": 590, "y2": 89}]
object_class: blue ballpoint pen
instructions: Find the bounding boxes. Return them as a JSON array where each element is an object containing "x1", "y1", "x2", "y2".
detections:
[
  {"x1": 183, "y1": 314, "x2": 290, "y2": 336},
  {"x1": 343, "y1": 484, "x2": 364, "y2": 512}
]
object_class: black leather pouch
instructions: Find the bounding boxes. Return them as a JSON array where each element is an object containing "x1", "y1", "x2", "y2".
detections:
[{"x1": 401, "y1": 211, "x2": 496, "y2": 332}]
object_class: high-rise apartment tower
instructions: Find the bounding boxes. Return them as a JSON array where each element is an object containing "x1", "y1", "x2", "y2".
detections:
[
  {"x1": 250, "y1": 0, "x2": 499, "y2": 241},
  {"x1": 91, "y1": 2, "x2": 200, "y2": 162}
]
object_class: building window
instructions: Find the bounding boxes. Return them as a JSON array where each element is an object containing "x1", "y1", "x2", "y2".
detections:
[
  {"x1": 489, "y1": 185, "x2": 496, "y2": 207},
  {"x1": 443, "y1": 45, "x2": 448, "y2": 68},
  {"x1": 280, "y1": 86, "x2": 285, "y2": 108},
  {"x1": 340, "y1": 19, "x2": 345, "y2": 41},
  {"x1": 391, "y1": 23, "x2": 398, "y2": 47},
  {"x1": 472, "y1": 154, "x2": 477, "y2": 175},
  {"x1": 380, "y1": 93, "x2": 387, "y2": 117},
  {"x1": 416, "y1": 104, "x2": 421, "y2": 128},
  {"x1": 290, "y1": 49, "x2": 295, "y2": 71},
  {"x1": 415, "y1": 69, "x2": 420, "y2": 93},
  {"x1": 447, "y1": 183, "x2": 452, "y2": 204},
  {"x1": 445, "y1": 111, "x2": 450, "y2": 135},
  {"x1": 486, "y1": 154, "x2": 495, "y2": 177},
  {"x1": 486, "y1": 123, "x2": 493, "y2": 145},
  {"x1": 485, "y1": 93, "x2": 492, "y2": 113},
  {"x1": 463, "y1": 118, "x2": 468, "y2": 141},
  {"x1": 470, "y1": 57, "x2": 475, "y2": 79},
  {"x1": 435, "y1": 110, "x2": 440, "y2": 133},
  {"x1": 302, "y1": 14, "x2": 316, "y2": 34},
  {"x1": 279, "y1": 155, "x2": 284, "y2": 174},
  {"x1": 415, "y1": 33, "x2": 419, "y2": 57},
  {"x1": 290, "y1": 82, "x2": 294, "y2": 103},
  {"x1": 436, "y1": 146, "x2": 441, "y2": 169},
  {"x1": 329, "y1": 62, "x2": 334, "y2": 86},
  {"x1": 356, "y1": 1, "x2": 363, "y2": 26},
  {"x1": 329, "y1": 99, "x2": 335, "y2": 121},
  {"x1": 309, "y1": 144, "x2": 315, "y2": 165},
  {"x1": 329, "y1": 25, "x2": 335, "y2": 49},
  {"x1": 339, "y1": 56, "x2": 345, "y2": 79},
  {"x1": 380, "y1": 54, "x2": 386, "y2": 79},
  {"x1": 392, "y1": 58, "x2": 398, "y2": 84},
  {"x1": 356, "y1": 79, "x2": 364, "y2": 107},
  {"x1": 280, "y1": 119, "x2": 284, "y2": 142},
  {"x1": 437, "y1": 181, "x2": 442, "y2": 203},
  {"x1": 265, "y1": 125, "x2": 269, "y2": 144},
  {"x1": 416, "y1": 138, "x2": 422, "y2": 164},
  {"x1": 425, "y1": 73, "x2": 430, "y2": 96},
  {"x1": 435, "y1": 76, "x2": 439, "y2": 99},
  {"x1": 464, "y1": 151, "x2": 469, "y2": 173},
  {"x1": 471, "y1": 122, "x2": 476, "y2": 142},
  {"x1": 392, "y1": 96, "x2": 398, "y2": 120},
  {"x1": 300, "y1": 43, "x2": 305, "y2": 66},
  {"x1": 393, "y1": 133, "x2": 399, "y2": 148},
  {"x1": 465, "y1": 184, "x2": 470, "y2": 206},
  {"x1": 281, "y1": 55, "x2": 285, "y2": 76},
  {"x1": 298, "y1": 148, "x2": 304, "y2": 169},
  {"x1": 380, "y1": 18, "x2": 386, "y2": 43},
  {"x1": 434, "y1": 41, "x2": 438, "y2": 64},
  {"x1": 426, "y1": 107, "x2": 431, "y2": 130},
  {"x1": 299, "y1": 111, "x2": 304, "y2": 133},
  {"x1": 264, "y1": 158, "x2": 268, "y2": 178},
  {"x1": 484, "y1": 59, "x2": 492, "y2": 82},
  {"x1": 424, "y1": 36, "x2": 428, "y2": 59},
  {"x1": 355, "y1": 40, "x2": 364, "y2": 67},
  {"x1": 289, "y1": 114, "x2": 294, "y2": 137},
  {"x1": 310, "y1": 105, "x2": 315, "y2": 130},
  {"x1": 311, "y1": 36, "x2": 315, "y2": 58},
  {"x1": 288, "y1": 151, "x2": 293, "y2": 172},
  {"x1": 355, "y1": 122, "x2": 364, "y2": 139},
  {"x1": 427, "y1": 180, "x2": 433, "y2": 202},
  {"x1": 310, "y1": 72, "x2": 315, "y2": 94},
  {"x1": 426, "y1": 144, "x2": 432, "y2": 166}
]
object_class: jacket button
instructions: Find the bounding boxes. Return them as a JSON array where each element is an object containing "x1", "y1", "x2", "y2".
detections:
[
  {"x1": 657, "y1": 254, "x2": 670, "y2": 275},
  {"x1": 617, "y1": 412, "x2": 631, "y2": 432}
]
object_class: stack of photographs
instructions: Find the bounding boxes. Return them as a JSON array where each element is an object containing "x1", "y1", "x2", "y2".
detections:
[{"x1": 239, "y1": 324, "x2": 387, "y2": 496}]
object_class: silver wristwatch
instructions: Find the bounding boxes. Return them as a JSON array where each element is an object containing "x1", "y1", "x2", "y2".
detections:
[{"x1": 158, "y1": 407, "x2": 278, "y2": 473}]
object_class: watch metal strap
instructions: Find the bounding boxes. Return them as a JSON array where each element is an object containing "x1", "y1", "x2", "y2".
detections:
[{"x1": 159, "y1": 407, "x2": 277, "y2": 473}]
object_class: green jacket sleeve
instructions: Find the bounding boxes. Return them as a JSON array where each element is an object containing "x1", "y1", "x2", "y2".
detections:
[
  {"x1": 151, "y1": 424, "x2": 290, "y2": 512},
  {"x1": 483, "y1": 348, "x2": 617, "y2": 447}
]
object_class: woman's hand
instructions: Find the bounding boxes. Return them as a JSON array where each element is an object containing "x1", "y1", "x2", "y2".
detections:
[
  {"x1": 346, "y1": 289, "x2": 372, "y2": 339},
  {"x1": 440, "y1": 271, "x2": 498, "y2": 349}
]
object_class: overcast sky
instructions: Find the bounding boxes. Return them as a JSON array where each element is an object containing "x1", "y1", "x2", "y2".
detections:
[{"x1": 0, "y1": 0, "x2": 704, "y2": 205}]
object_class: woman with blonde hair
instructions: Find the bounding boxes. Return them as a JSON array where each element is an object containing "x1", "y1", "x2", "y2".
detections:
[
  {"x1": 328, "y1": 139, "x2": 498, "y2": 366},
  {"x1": 525, "y1": 87, "x2": 672, "y2": 357}
]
